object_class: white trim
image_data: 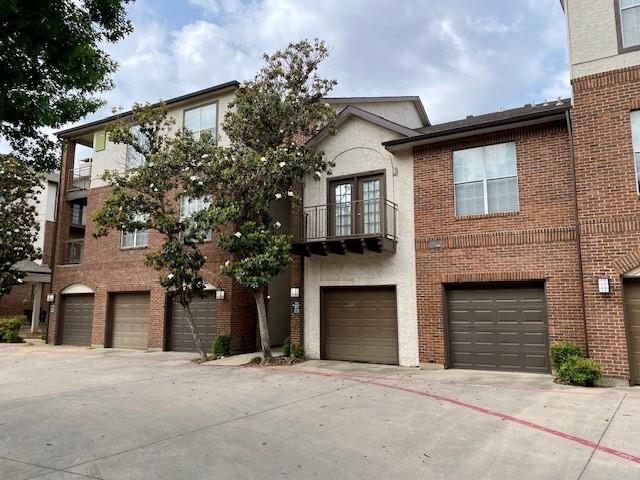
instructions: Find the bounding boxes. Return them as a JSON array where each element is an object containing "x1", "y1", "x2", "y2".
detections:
[{"x1": 60, "y1": 283, "x2": 94, "y2": 294}]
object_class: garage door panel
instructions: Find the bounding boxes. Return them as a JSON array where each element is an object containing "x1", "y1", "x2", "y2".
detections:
[
  {"x1": 447, "y1": 287, "x2": 549, "y2": 373},
  {"x1": 111, "y1": 293, "x2": 149, "y2": 350},
  {"x1": 170, "y1": 293, "x2": 217, "y2": 353},
  {"x1": 323, "y1": 287, "x2": 398, "y2": 365},
  {"x1": 60, "y1": 295, "x2": 94, "y2": 346}
]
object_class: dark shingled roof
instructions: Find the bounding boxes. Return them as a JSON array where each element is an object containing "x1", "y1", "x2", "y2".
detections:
[{"x1": 384, "y1": 99, "x2": 571, "y2": 149}]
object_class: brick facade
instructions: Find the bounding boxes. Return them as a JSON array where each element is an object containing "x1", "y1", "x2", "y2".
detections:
[
  {"x1": 413, "y1": 122, "x2": 586, "y2": 367},
  {"x1": 571, "y1": 65, "x2": 640, "y2": 379},
  {"x1": 49, "y1": 143, "x2": 257, "y2": 353}
]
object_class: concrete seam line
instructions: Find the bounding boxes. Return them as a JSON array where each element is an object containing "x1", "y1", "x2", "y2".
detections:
[
  {"x1": 56, "y1": 382, "x2": 359, "y2": 473},
  {"x1": 577, "y1": 393, "x2": 628, "y2": 479},
  {"x1": 283, "y1": 369, "x2": 640, "y2": 466},
  {"x1": 0, "y1": 455, "x2": 103, "y2": 480}
]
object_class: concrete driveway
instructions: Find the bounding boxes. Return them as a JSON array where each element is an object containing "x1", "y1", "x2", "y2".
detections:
[{"x1": 1, "y1": 344, "x2": 639, "y2": 480}]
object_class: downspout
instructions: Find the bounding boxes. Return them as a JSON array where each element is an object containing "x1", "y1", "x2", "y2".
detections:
[{"x1": 565, "y1": 109, "x2": 590, "y2": 356}]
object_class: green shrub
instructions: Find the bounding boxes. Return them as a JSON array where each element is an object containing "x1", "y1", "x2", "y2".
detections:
[
  {"x1": 550, "y1": 341, "x2": 583, "y2": 371},
  {"x1": 282, "y1": 337, "x2": 291, "y2": 357},
  {"x1": 249, "y1": 356, "x2": 262, "y2": 365},
  {"x1": 290, "y1": 342, "x2": 304, "y2": 359},
  {"x1": 557, "y1": 355, "x2": 602, "y2": 386},
  {"x1": 211, "y1": 335, "x2": 231, "y2": 358},
  {"x1": 0, "y1": 317, "x2": 24, "y2": 343}
]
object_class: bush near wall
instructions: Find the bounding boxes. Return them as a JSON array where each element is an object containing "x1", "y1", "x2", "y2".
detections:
[
  {"x1": 0, "y1": 317, "x2": 24, "y2": 343},
  {"x1": 550, "y1": 341, "x2": 601, "y2": 387}
]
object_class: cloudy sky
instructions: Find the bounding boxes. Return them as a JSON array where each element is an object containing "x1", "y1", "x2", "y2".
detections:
[{"x1": 77, "y1": 0, "x2": 572, "y2": 130}]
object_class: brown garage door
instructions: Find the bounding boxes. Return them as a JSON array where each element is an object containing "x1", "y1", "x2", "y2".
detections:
[
  {"x1": 447, "y1": 286, "x2": 549, "y2": 373},
  {"x1": 169, "y1": 292, "x2": 217, "y2": 352},
  {"x1": 60, "y1": 294, "x2": 94, "y2": 346},
  {"x1": 624, "y1": 281, "x2": 640, "y2": 385},
  {"x1": 110, "y1": 293, "x2": 149, "y2": 350},
  {"x1": 322, "y1": 287, "x2": 398, "y2": 364}
]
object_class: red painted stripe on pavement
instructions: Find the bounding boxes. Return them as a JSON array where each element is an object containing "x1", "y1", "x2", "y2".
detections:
[{"x1": 290, "y1": 369, "x2": 640, "y2": 465}]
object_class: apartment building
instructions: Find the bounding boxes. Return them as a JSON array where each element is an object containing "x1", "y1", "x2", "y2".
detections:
[
  {"x1": 48, "y1": 0, "x2": 640, "y2": 385},
  {"x1": 0, "y1": 173, "x2": 58, "y2": 333}
]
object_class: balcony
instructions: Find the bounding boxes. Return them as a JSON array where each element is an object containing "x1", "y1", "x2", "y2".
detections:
[
  {"x1": 67, "y1": 165, "x2": 91, "y2": 200},
  {"x1": 61, "y1": 239, "x2": 84, "y2": 265},
  {"x1": 292, "y1": 198, "x2": 398, "y2": 256}
]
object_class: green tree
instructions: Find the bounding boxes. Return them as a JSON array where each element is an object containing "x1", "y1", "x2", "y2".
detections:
[
  {"x1": 93, "y1": 104, "x2": 228, "y2": 361},
  {"x1": 0, "y1": 0, "x2": 134, "y2": 172},
  {"x1": 202, "y1": 39, "x2": 337, "y2": 361},
  {"x1": 0, "y1": 155, "x2": 41, "y2": 297}
]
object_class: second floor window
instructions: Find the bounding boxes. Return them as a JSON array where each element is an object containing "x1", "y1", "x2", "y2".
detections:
[
  {"x1": 620, "y1": 0, "x2": 640, "y2": 48},
  {"x1": 121, "y1": 213, "x2": 149, "y2": 248},
  {"x1": 453, "y1": 142, "x2": 518, "y2": 217},
  {"x1": 184, "y1": 103, "x2": 217, "y2": 141},
  {"x1": 180, "y1": 195, "x2": 212, "y2": 241}
]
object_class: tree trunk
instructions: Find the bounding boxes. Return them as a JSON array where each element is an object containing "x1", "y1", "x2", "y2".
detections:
[
  {"x1": 253, "y1": 289, "x2": 272, "y2": 362},
  {"x1": 182, "y1": 302, "x2": 208, "y2": 361}
]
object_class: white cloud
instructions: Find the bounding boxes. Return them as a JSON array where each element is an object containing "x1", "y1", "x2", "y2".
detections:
[{"x1": 52, "y1": 0, "x2": 574, "y2": 131}]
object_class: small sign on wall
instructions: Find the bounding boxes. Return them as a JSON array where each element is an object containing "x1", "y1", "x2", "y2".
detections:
[
  {"x1": 49, "y1": 304, "x2": 55, "y2": 314},
  {"x1": 292, "y1": 301, "x2": 301, "y2": 315}
]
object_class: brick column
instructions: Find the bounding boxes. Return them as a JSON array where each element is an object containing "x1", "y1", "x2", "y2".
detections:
[
  {"x1": 289, "y1": 182, "x2": 304, "y2": 346},
  {"x1": 48, "y1": 140, "x2": 76, "y2": 344}
]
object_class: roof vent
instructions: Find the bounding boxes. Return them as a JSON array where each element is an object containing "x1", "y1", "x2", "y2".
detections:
[
  {"x1": 524, "y1": 103, "x2": 532, "y2": 108},
  {"x1": 542, "y1": 99, "x2": 549, "y2": 106},
  {"x1": 466, "y1": 115, "x2": 474, "y2": 119},
  {"x1": 556, "y1": 97, "x2": 564, "y2": 106}
]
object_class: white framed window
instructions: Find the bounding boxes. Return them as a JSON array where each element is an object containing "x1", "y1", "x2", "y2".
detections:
[
  {"x1": 121, "y1": 213, "x2": 149, "y2": 248},
  {"x1": 630, "y1": 111, "x2": 640, "y2": 193},
  {"x1": 621, "y1": 0, "x2": 640, "y2": 48},
  {"x1": 184, "y1": 103, "x2": 217, "y2": 141},
  {"x1": 125, "y1": 125, "x2": 148, "y2": 170},
  {"x1": 179, "y1": 195, "x2": 212, "y2": 241},
  {"x1": 453, "y1": 142, "x2": 519, "y2": 217}
]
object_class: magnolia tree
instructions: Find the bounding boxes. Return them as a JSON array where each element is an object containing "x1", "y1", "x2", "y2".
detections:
[
  {"x1": 195, "y1": 39, "x2": 337, "y2": 362},
  {"x1": 0, "y1": 155, "x2": 41, "y2": 297},
  {"x1": 92, "y1": 105, "x2": 228, "y2": 360}
]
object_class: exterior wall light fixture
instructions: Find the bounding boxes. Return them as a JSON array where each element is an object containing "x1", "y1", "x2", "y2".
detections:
[
  {"x1": 598, "y1": 277, "x2": 611, "y2": 294},
  {"x1": 215, "y1": 290, "x2": 226, "y2": 300}
]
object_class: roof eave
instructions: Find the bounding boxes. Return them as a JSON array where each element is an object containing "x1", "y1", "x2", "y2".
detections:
[
  {"x1": 383, "y1": 109, "x2": 569, "y2": 152},
  {"x1": 56, "y1": 80, "x2": 240, "y2": 139}
]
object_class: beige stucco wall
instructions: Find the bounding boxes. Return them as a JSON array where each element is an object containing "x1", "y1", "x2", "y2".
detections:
[
  {"x1": 303, "y1": 115, "x2": 419, "y2": 367},
  {"x1": 564, "y1": 0, "x2": 640, "y2": 79},
  {"x1": 334, "y1": 101, "x2": 424, "y2": 129},
  {"x1": 88, "y1": 90, "x2": 235, "y2": 189}
]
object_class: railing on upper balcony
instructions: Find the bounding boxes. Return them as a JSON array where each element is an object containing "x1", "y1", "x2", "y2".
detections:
[
  {"x1": 67, "y1": 165, "x2": 92, "y2": 192},
  {"x1": 295, "y1": 198, "x2": 398, "y2": 243},
  {"x1": 62, "y1": 239, "x2": 84, "y2": 265}
]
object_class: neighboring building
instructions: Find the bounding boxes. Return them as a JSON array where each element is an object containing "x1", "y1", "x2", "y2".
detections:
[
  {"x1": 47, "y1": 0, "x2": 640, "y2": 385},
  {"x1": 0, "y1": 173, "x2": 58, "y2": 332}
]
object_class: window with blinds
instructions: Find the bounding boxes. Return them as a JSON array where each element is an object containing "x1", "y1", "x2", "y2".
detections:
[
  {"x1": 621, "y1": 0, "x2": 640, "y2": 48},
  {"x1": 453, "y1": 142, "x2": 519, "y2": 217}
]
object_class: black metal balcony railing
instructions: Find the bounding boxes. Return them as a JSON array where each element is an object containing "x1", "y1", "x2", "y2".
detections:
[
  {"x1": 293, "y1": 199, "x2": 398, "y2": 256},
  {"x1": 68, "y1": 165, "x2": 92, "y2": 192},
  {"x1": 62, "y1": 239, "x2": 84, "y2": 265}
]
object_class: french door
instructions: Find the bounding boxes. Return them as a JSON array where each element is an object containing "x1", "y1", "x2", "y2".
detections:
[{"x1": 329, "y1": 174, "x2": 383, "y2": 238}]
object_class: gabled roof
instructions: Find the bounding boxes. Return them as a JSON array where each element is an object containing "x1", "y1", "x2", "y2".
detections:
[
  {"x1": 56, "y1": 80, "x2": 240, "y2": 139},
  {"x1": 384, "y1": 99, "x2": 571, "y2": 151},
  {"x1": 306, "y1": 105, "x2": 421, "y2": 149},
  {"x1": 326, "y1": 96, "x2": 430, "y2": 127}
]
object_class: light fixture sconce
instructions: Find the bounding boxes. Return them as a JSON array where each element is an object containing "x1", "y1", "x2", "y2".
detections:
[
  {"x1": 215, "y1": 290, "x2": 225, "y2": 300},
  {"x1": 597, "y1": 277, "x2": 611, "y2": 294},
  {"x1": 46, "y1": 293, "x2": 55, "y2": 303},
  {"x1": 290, "y1": 287, "x2": 300, "y2": 298}
]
